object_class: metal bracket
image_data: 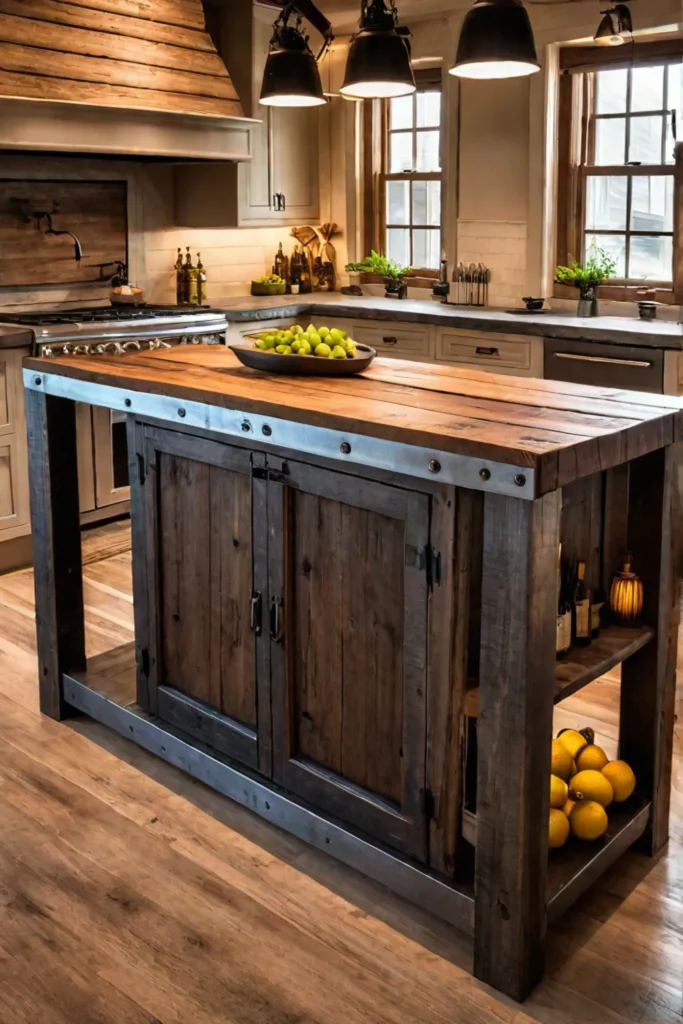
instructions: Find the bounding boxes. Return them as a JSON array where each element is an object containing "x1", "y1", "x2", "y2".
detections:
[
  {"x1": 416, "y1": 545, "x2": 442, "y2": 588},
  {"x1": 24, "y1": 371, "x2": 537, "y2": 500}
]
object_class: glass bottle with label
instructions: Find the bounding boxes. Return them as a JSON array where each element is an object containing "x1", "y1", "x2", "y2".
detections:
[
  {"x1": 556, "y1": 545, "x2": 572, "y2": 659},
  {"x1": 591, "y1": 586, "x2": 606, "y2": 639},
  {"x1": 573, "y1": 561, "x2": 591, "y2": 648},
  {"x1": 273, "y1": 242, "x2": 289, "y2": 282},
  {"x1": 196, "y1": 252, "x2": 207, "y2": 305},
  {"x1": 175, "y1": 247, "x2": 185, "y2": 305},
  {"x1": 185, "y1": 248, "x2": 198, "y2": 305}
]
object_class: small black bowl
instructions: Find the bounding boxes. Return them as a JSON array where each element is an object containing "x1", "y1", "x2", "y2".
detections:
[{"x1": 522, "y1": 296, "x2": 545, "y2": 311}]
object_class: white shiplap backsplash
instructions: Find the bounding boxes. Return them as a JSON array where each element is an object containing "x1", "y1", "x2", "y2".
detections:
[{"x1": 457, "y1": 220, "x2": 529, "y2": 310}]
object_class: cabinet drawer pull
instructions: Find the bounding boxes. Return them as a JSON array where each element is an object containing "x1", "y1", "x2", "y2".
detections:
[
  {"x1": 270, "y1": 596, "x2": 284, "y2": 643},
  {"x1": 553, "y1": 352, "x2": 652, "y2": 368},
  {"x1": 475, "y1": 346, "x2": 499, "y2": 357},
  {"x1": 250, "y1": 592, "x2": 262, "y2": 635},
  {"x1": 383, "y1": 336, "x2": 399, "y2": 345}
]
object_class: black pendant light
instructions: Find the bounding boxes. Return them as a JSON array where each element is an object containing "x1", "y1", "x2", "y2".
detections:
[
  {"x1": 449, "y1": 0, "x2": 540, "y2": 81},
  {"x1": 340, "y1": 0, "x2": 416, "y2": 100},
  {"x1": 594, "y1": 4, "x2": 633, "y2": 46},
  {"x1": 260, "y1": 3, "x2": 333, "y2": 108}
]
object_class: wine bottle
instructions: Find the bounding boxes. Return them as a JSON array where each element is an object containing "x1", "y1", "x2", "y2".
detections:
[
  {"x1": 273, "y1": 242, "x2": 288, "y2": 281},
  {"x1": 175, "y1": 247, "x2": 185, "y2": 305},
  {"x1": 573, "y1": 561, "x2": 591, "y2": 648},
  {"x1": 591, "y1": 587, "x2": 606, "y2": 640},
  {"x1": 185, "y1": 247, "x2": 198, "y2": 305},
  {"x1": 556, "y1": 545, "x2": 571, "y2": 659},
  {"x1": 196, "y1": 252, "x2": 207, "y2": 305}
]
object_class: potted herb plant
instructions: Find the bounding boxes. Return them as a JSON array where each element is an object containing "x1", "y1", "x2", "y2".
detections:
[
  {"x1": 345, "y1": 251, "x2": 411, "y2": 299},
  {"x1": 555, "y1": 242, "x2": 618, "y2": 318}
]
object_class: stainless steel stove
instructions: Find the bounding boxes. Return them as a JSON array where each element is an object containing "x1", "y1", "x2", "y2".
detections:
[
  {"x1": 1, "y1": 304, "x2": 229, "y2": 525},
  {"x1": 0, "y1": 304, "x2": 229, "y2": 357}
]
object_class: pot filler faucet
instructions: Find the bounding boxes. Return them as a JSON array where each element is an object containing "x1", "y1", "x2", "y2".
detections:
[{"x1": 11, "y1": 198, "x2": 83, "y2": 262}]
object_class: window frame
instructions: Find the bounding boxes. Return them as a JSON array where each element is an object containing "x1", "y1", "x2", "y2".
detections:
[
  {"x1": 362, "y1": 67, "x2": 444, "y2": 287},
  {"x1": 556, "y1": 41, "x2": 682, "y2": 303}
]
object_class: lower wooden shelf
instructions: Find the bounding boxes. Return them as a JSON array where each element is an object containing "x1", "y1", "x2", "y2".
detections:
[
  {"x1": 546, "y1": 797, "x2": 651, "y2": 921},
  {"x1": 464, "y1": 624, "x2": 654, "y2": 716}
]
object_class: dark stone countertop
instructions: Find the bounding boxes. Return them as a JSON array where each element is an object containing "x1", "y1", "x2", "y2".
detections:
[{"x1": 214, "y1": 294, "x2": 683, "y2": 349}]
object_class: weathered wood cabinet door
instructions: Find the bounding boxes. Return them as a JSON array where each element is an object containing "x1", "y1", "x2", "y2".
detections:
[
  {"x1": 268, "y1": 459, "x2": 432, "y2": 861},
  {"x1": 132, "y1": 426, "x2": 270, "y2": 775}
]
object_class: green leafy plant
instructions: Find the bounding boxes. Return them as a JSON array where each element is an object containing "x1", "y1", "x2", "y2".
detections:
[
  {"x1": 556, "y1": 241, "x2": 618, "y2": 294},
  {"x1": 345, "y1": 250, "x2": 410, "y2": 280}
]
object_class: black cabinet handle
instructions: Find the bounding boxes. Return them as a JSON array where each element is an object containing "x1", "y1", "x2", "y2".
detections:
[
  {"x1": 383, "y1": 336, "x2": 398, "y2": 346},
  {"x1": 270, "y1": 596, "x2": 284, "y2": 643},
  {"x1": 476, "y1": 346, "x2": 499, "y2": 357},
  {"x1": 280, "y1": 193, "x2": 286, "y2": 212},
  {"x1": 250, "y1": 592, "x2": 262, "y2": 635}
]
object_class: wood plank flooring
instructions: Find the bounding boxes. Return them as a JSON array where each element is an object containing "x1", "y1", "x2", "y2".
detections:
[{"x1": 0, "y1": 522, "x2": 680, "y2": 1023}]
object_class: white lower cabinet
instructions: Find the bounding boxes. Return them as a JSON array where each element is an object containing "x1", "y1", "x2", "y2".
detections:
[{"x1": 435, "y1": 328, "x2": 544, "y2": 377}]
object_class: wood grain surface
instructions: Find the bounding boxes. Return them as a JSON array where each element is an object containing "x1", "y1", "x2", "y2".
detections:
[
  {"x1": 25, "y1": 348, "x2": 683, "y2": 496},
  {"x1": 0, "y1": 526, "x2": 681, "y2": 1023},
  {"x1": 0, "y1": 180, "x2": 126, "y2": 288},
  {"x1": 0, "y1": 0, "x2": 243, "y2": 117}
]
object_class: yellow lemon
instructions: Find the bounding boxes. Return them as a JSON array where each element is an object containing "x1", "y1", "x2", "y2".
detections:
[
  {"x1": 601, "y1": 760, "x2": 636, "y2": 803},
  {"x1": 549, "y1": 808, "x2": 570, "y2": 849},
  {"x1": 557, "y1": 728, "x2": 589, "y2": 759},
  {"x1": 563, "y1": 798, "x2": 576, "y2": 817},
  {"x1": 569, "y1": 800, "x2": 608, "y2": 841},
  {"x1": 550, "y1": 775, "x2": 569, "y2": 809},
  {"x1": 569, "y1": 769, "x2": 613, "y2": 807},
  {"x1": 551, "y1": 738, "x2": 574, "y2": 781},
  {"x1": 576, "y1": 744, "x2": 609, "y2": 773}
]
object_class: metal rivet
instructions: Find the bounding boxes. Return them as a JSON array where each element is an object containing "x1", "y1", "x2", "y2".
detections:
[
  {"x1": 340, "y1": 442, "x2": 352, "y2": 455},
  {"x1": 514, "y1": 474, "x2": 527, "y2": 487},
  {"x1": 479, "y1": 468, "x2": 491, "y2": 481},
  {"x1": 177, "y1": 408, "x2": 186, "y2": 419},
  {"x1": 262, "y1": 424, "x2": 272, "y2": 437},
  {"x1": 428, "y1": 459, "x2": 441, "y2": 474},
  {"x1": 124, "y1": 398, "x2": 132, "y2": 408},
  {"x1": 34, "y1": 376, "x2": 42, "y2": 386},
  {"x1": 241, "y1": 420, "x2": 251, "y2": 433}
]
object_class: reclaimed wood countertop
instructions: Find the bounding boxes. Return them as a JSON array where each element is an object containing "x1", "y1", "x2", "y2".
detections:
[{"x1": 24, "y1": 346, "x2": 683, "y2": 495}]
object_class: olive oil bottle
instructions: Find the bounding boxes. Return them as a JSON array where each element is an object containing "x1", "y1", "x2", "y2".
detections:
[
  {"x1": 184, "y1": 247, "x2": 198, "y2": 305},
  {"x1": 175, "y1": 247, "x2": 185, "y2": 305},
  {"x1": 196, "y1": 252, "x2": 207, "y2": 305}
]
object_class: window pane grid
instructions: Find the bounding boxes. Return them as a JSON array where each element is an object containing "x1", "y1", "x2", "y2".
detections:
[
  {"x1": 584, "y1": 60, "x2": 677, "y2": 284},
  {"x1": 385, "y1": 91, "x2": 442, "y2": 270}
]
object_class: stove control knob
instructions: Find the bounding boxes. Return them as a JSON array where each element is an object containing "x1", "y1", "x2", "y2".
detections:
[
  {"x1": 123, "y1": 341, "x2": 142, "y2": 353},
  {"x1": 192, "y1": 336, "x2": 201, "y2": 345},
  {"x1": 62, "y1": 343, "x2": 73, "y2": 355},
  {"x1": 95, "y1": 344, "x2": 107, "y2": 355},
  {"x1": 180, "y1": 335, "x2": 189, "y2": 346},
  {"x1": 159, "y1": 341, "x2": 173, "y2": 349},
  {"x1": 43, "y1": 346, "x2": 53, "y2": 358}
]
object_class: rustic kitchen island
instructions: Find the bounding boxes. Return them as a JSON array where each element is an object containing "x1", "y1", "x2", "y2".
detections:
[{"x1": 23, "y1": 346, "x2": 682, "y2": 1002}]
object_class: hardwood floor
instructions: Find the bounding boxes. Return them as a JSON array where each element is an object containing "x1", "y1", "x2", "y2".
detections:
[{"x1": 0, "y1": 524, "x2": 680, "y2": 1023}]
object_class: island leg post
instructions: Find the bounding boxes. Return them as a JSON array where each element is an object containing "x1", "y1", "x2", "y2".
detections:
[
  {"x1": 474, "y1": 489, "x2": 561, "y2": 1001},
  {"x1": 25, "y1": 387, "x2": 86, "y2": 720},
  {"x1": 620, "y1": 443, "x2": 683, "y2": 856}
]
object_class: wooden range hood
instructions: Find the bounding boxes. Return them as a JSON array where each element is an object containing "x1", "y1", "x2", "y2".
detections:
[{"x1": 0, "y1": 0, "x2": 256, "y2": 160}]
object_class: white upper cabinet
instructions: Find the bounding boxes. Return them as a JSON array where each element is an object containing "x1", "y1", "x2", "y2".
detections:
[{"x1": 175, "y1": 1, "x2": 321, "y2": 228}]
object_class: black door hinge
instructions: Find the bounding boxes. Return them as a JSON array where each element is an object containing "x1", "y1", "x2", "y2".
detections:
[
  {"x1": 138, "y1": 647, "x2": 150, "y2": 678},
  {"x1": 420, "y1": 787, "x2": 435, "y2": 820},
  {"x1": 416, "y1": 545, "x2": 442, "y2": 588}
]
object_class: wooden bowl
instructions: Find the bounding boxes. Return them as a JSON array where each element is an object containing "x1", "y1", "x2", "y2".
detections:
[
  {"x1": 229, "y1": 341, "x2": 376, "y2": 376},
  {"x1": 110, "y1": 287, "x2": 145, "y2": 306}
]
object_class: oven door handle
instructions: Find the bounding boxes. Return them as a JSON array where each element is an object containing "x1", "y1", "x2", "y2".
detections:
[{"x1": 552, "y1": 352, "x2": 653, "y2": 369}]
